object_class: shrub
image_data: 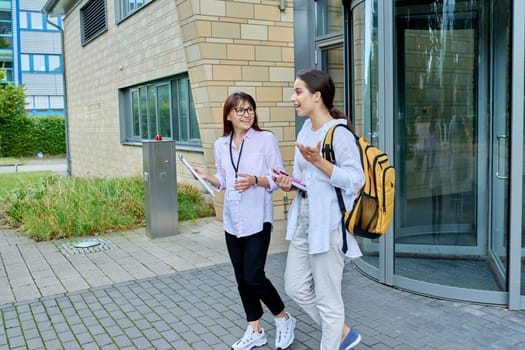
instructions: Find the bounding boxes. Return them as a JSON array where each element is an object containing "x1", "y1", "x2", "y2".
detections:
[
  {"x1": 1, "y1": 175, "x2": 215, "y2": 241},
  {"x1": 0, "y1": 81, "x2": 65, "y2": 157}
]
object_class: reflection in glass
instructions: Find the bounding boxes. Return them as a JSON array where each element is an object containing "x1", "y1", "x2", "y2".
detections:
[
  {"x1": 131, "y1": 89, "x2": 140, "y2": 137},
  {"x1": 158, "y1": 84, "x2": 171, "y2": 139},
  {"x1": 147, "y1": 85, "x2": 157, "y2": 139},
  {"x1": 393, "y1": 0, "x2": 510, "y2": 292},
  {"x1": 316, "y1": 0, "x2": 344, "y2": 36},
  {"x1": 188, "y1": 86, "x2": 201, "y2": 141},
  {"x1": 139, "y1": 87, "x2": 148, "y2": 138}
]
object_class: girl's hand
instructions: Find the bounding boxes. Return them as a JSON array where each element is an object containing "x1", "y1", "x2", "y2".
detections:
[
  {"x1": 274, "y1": 174, "x2": 293, "y2": 192},
  {"x1": 296, "y1": 141, "x2": 323, "y2": 165}
]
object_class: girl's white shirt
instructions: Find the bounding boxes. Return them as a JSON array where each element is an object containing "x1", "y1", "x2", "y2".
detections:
[{"x1": 286, "y1": 118, "x2": 365, "y2": 258}]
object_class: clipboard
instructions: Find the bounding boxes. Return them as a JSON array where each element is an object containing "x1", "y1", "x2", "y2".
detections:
[
  {"x1": 178, "y1": 154, "x2": 216, "y2": 198},
  {"x1": 270, "y1": 168, "x2": 307, "y2": 191}
]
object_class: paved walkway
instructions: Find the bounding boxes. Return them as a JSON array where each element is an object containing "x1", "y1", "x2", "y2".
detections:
[
  {"x1": 1, "y1": 219, "x2": 525, "y2": 350},
  {"x1": 1, "y1": 160, "x2": 525, "y2": 349},
  {"x1": 0, "y1": 158, "x2": 67, "y2": 176}
]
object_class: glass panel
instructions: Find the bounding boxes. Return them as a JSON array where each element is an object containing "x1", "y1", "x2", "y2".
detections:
[
  {"x1": 0, "y1": 21, "x2": 10, "y2": 35},
  {"x1": 188, "y1": 84, "x2": 201, "y2": 141},
  {"x1": 321, "y1": 46, "x2": 344, "y2": 112},
  {"x1": 33, "y1": 55, "x2": 46, "y2": 71},
  {"x1": 49, "y1": 96, "x2": 64, "y2": 109},
  {"x1": 147, "y1": 85, "x2": 157, "y2": 139},
  {"x1": 171, "y1": 80, "x2": 180, "y2": 141},
  {"x1": 34, "y1": 96, "x2": 49, "y2": 110},
  {"x1": 49, "y1": 56, "x2": 61, "y2": 72},
  {"x1": 139, "y1": 87, "x2": 147, "y2": 139},
  {"x1": 131, "y1": 89, "x2": 140, "y2": 138},
  {"x1": 350, "y1": 0, "x2": 379, "y2": 268},
  {"x1": 316, "y1": 0, "x2": 344, "y2": 36},
  {"x1": 523, "y1": 88, "x2": 525, "y2": 296},
  {"x1": 21, "y1": 54, "x2": 30, "y2": 71},
  {"x1": 178, "y1": 77, "x2": 189, "y2": 142},
  {"x1": 25, "y1": 96, "x2": 33, "y2": 109},
  {"x1": 157, "y1": 83, "x2": 171, "y2": 139},
  {"x1": 0, "y1": 36, "x2": 12, "y2": 49},
  {"x1": 393, "y1": 0, "x2": 510, "y2": 292},
  {"x1": 489, "y1": 0, "x2": 510, "y2": 291},
  {"x1": 30, "y1": 12, "x2": 43, "y2": 30}
]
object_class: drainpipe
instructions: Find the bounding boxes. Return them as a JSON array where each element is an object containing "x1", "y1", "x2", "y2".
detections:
[
  {"x1": 44, "y1": 14, "x2": 71, "y2": 176},
  {"x1": 279, "y1": 0, "x2": 286, "y2": 11}
]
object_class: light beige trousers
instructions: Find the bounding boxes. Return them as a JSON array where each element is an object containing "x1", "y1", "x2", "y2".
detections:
[{"x1": 284, "y1": 199, "x2": 345, "y2": 350}]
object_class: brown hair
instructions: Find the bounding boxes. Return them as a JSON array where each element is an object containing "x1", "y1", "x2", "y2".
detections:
[
  {"x1": 296, "y1": 69, "x2": 348, "y2": 121},
  {"x1": 222, "y1": 92, "x2": 263, "y2": 136}
]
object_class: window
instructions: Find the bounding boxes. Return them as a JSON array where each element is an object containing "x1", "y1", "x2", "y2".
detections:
[
  {"x1": 19, "y1": 11, "x2": 28, "y2": 29},
  {"x1": 19, "y1": 11, "x2": 62, "y2": 31},
  {"x1": 123, "y1": 74, "x2": 201, "y2": 146},
  {"x1": 34, "y1": 96, "x2": 49, "y2": 110},
  {"x1": 49, "y1": 96, "x2": 64, "y2": 110},
  {"x1": 25, "y1": 96, "x2": 34, "y2": 109},
  {"x1": 116, "y1": 0, "x2": 152, "y2": 22},
  {"x1": 80, "y1": 0, "x2": 107, "y2": 45},
  {"x1": 21, "y1": 54, "x2": 62, "y2": 72},
  {"x1": 21, "y1": 54, "x2": 30, "y2": 70},
  {"x1": 30, "y1": 12, "x2": 43, "y2": 29},
  {"x1": 48, "y1": 55, "x2": 61, "y2": 72},
  {"x1": 0, "y1": 0, "x2": 12, "y2": 83}
]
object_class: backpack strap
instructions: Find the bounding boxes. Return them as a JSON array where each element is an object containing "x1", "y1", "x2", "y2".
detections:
[{"x1": 322, "y1": 123, "x2": 354, "y2": 254}]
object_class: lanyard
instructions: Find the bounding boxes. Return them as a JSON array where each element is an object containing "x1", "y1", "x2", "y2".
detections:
[{"x1": 229, "y1": 133, "x2": 245, "y2": 179}]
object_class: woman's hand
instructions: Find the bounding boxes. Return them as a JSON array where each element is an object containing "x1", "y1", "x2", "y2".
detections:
[
  {"x1": 193, "y1": 166, "x2": 208, "y2": 181},
  {"x1": 234, "y1": 173, "x2": 255, "y2": 193}
]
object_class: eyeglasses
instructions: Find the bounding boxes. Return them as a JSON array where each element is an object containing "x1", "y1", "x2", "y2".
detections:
[{"x1": 234, "y1": 107, "x2": 255, "y2": 116}]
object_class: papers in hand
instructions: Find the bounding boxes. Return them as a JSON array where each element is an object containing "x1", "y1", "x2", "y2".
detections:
[
  {"x1": 178, "y1": 154, "x2": 216, "y2": 198},
  {"x1": 270, "y1": 168, "x2": 307, "y2": 192}
]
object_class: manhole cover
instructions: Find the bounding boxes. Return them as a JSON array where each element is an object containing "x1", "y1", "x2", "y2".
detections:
[
  {"x1": 74, "y1": 240, "x2": 100, "y2": 248},
  {"x1": 58, "y1": 237, "x2": 117, "y2": 256}
]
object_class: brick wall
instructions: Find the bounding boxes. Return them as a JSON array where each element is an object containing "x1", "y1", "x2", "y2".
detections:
[{"x1": 63, "y1": 0, "x2": 296, "y2": 220}]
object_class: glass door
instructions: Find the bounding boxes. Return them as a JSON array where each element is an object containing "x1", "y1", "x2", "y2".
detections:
[
  {"x1": 349, "y1": 0, "x2": 380, "y2": 272},
  {"x1": 488, "y1": 0, "x2": 511, "y2": 290},
  {"x1": 393, "y1": 0, "x2": 510, "y2": 294}
]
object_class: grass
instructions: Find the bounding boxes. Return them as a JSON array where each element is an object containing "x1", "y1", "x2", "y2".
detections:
[
  {"x1": 0, "y1": 171, "x2": 53, "y2": 197},
  {"x1": 0, "y1": 172, "x2": 215, "y2": 241},
  {"x1": 0, "y1": 157, "x2": 21, "y2": 166}
]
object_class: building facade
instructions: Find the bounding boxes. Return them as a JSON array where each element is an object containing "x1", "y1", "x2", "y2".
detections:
[
  {"x1": 43, "y1": 0, "x2": 296, "y2": 220},
  {"x1": 293, "y1": 0, "x2": 525, "y2": 311},
  {"x1": 1, "y1": 0, "x2": 65, "y2": 116},
  {"x1": 44, "y1": 0, "x2": 525, "y2": 310}
]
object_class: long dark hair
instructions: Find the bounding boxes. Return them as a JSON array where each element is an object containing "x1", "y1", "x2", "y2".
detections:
[
  {"x1": 222, "y1": 92, "x2": 263, "y2": 136},
  {"x1": 296, "y1": 69, "x2": 349, "y2": 121}
]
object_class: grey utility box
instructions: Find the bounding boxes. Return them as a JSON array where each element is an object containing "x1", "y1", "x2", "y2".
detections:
[{"x1": 143, "y1": 140, "x2": 178, "y2": 238}]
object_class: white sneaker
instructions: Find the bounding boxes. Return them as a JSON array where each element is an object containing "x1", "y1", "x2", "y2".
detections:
[
  {"x1": 231, "y1": 325, "x2": 267, "y2": 350},
  {"x1": 274, "y1": 312, "x2": 296, "y2": 349}
]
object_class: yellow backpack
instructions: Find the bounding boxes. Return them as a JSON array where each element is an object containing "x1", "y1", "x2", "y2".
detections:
[{"x1": 322, "y1": 124, "x2": 395, "y2": 249}]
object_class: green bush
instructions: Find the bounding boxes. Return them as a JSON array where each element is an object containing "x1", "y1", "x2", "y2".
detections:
[
  {"x1": 1, "y1": 175, "x2": 215, "y2": 241},
  {"x1": 0, "y1": 81, "x2": 65, "y2": 157}
]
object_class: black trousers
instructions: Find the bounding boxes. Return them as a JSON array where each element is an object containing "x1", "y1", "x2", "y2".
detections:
[{"x1": 225, "y1": 222, "x2": 285, "y2": 322}]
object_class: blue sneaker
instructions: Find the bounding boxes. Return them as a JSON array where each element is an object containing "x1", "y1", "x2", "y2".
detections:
[{"x1": 339, "y1": 328, "x2": 361, "y2": 350}]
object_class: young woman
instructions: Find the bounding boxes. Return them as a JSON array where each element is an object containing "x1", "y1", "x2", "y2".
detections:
[
  {"x1": 274, "y1": 69, "x2": 365, "y2": 350},
  {"x1": 193, "y1": 92, "x2": 296, "y2": 350}
]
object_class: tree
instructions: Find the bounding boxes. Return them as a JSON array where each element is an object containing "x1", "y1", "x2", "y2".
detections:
[{"x1": 0, "y1": 67, "x2": 30, "y2": 156}]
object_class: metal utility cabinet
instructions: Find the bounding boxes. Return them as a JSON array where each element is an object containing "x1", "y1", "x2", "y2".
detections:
[{"x1": 142, "y1": 140, "x2": 178, "y2": 238}]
